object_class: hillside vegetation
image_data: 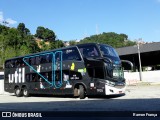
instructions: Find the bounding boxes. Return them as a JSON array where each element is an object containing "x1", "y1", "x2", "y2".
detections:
[{"x1": 0, "y1": 23, "x2": 136, "y2": 69}]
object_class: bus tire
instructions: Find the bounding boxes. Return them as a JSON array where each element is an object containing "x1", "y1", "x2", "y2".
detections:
[
  {"x1": 79, "y1": 85, "x2": 85, "y2": 99},
  {"x1": 15, "y1": 87, "x2": 23, "y2": 97},
  {"x1": 23, "y1": 87, "x2": 30, "y2": 97}
]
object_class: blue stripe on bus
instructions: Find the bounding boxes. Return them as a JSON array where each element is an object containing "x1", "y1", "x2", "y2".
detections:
[{"x1": 22, "y1": 51, "x2": 63, "y2": 88}]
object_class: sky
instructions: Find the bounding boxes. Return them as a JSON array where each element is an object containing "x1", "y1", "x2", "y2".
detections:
[{"x1": 0, "y1": 0, "x2": 160, "y2": 42}]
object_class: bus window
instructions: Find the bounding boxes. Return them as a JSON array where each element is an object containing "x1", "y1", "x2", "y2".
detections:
[
  {"x1": 32, "y1": 74, "x2": 38, "y2": 82},
  {"x1": 25, "y1": 58, "x2": 29, "y2": 66},
  {"x1": 10, "y1": 60, "x2": 15, "y2": 68},
  {"x1": 26, "y1": 74, "x2": 30, "y2": 82},
  {"x1": 5, "y1": 61, "x2": 10, "y2": 68},
  {"x1": 15, "y1": 59, "x2": 22, "y2": 67},
  {"x1": 79, "y1": 45, "x2": 100, "y2": 58},
  {"x1": 48, "y1": 71, "x2": 52, "y2": 82},
  {"x1": 31, "y1": 57, "x2": 35, "y2": 65},
  {"x1": 55, "y1": 52, "x2": 61, "y2": 62},
  {"x1": 40, "y1": 55, "x2": 47, "y2": 64},
  {"x1": 36, "y1": 56, "x2": 41, "y2": 65},
  {"x1": 63, "y1": 47, "x2": 81, "y2": 61},
  {"x1": 46, "y1": 54, "x2": 50, "y2": 63}
]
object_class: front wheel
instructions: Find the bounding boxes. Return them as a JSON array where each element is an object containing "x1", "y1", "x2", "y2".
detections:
[
  {"x1": 15, "y1": 87, "x2": 23, "y2": 97},
  {"x1": 79, "y1": 85, "x2": 85, "y2": 99},
  {"x1": 23, "y1": 87, "x2": 30, "y2": 97}
]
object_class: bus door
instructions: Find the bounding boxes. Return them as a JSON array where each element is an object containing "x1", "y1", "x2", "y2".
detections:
[{"x1": 59, "y1": 47, "x2": 85, "y2": 95}]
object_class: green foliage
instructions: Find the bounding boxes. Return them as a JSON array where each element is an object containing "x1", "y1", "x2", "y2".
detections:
[
  {"x1": 49, "y1": 40, "x2": 64, "y2": 50},
  {"x1": 39, "y1": 41, "x2": 50, "y2": 51},
  {"x1": 0, "y1": 22, "x2": 137, "y2": 70},
  {"x1": 35, "y1": 26, "x2": 56, "y2": 42},
  {"x1": 4, "y1": 46, "x2": 17, "y2": 59},
  {"x1": 0, "y1": 23, "x2": 64, "y2": 68},
  {"x1": 38, "y1": 39, "x2": 64, "y2": 51},
  {"x1": 69, "y1": 40, "x2": 77, "y2": 46},
  {"x1": 79, "y1": 32, "x2": 136, "y2": 48},
  {"x1": 17, "y1": 23, "x2": 30, "y2": 36},
  {"x1": 0, "y1": 23, "x2": 40, "y2": 67}
]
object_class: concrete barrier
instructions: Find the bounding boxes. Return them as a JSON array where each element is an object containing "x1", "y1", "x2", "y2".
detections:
[
  {"x1": 124, "y1": 70, "x2": 160, "y2": 85},
  {"x1": 0, "y1": 72, "x2": 4, "y2": 94},
  {"x1": 0, "y1": 80, "x2": 4, "y2": 94}
]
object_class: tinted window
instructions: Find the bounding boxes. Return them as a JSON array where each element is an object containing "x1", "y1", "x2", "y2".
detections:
[
  {"x1": 99, "y1": 45, "x2": 119, "y2": 57},
  {"x1": 5, "y1": 61, "x2": 10, "y2": 68},
  {"x1": 78, "y1": 45, "x2": 100, "y2": 58},
  {"x1": 46, "y1": 54, "x2": 51, "y2": 62},
  {"x1": 99, "y1": 44, "x2": 120, "y2": 61},
  {"x1": 62, "y1": 47, "x2": 81, "y2": 61},
  {"x1": 10, "y1": 60, "x2": 15, "y2": 68},
  {"x1": 40, "y1": 55, "x2": 47, "y2": 64},
  {"x1": 55, "y1": 52, "x2": 62, "y2": 62},
  {"x1": 36, "y1": 56, "x2": 41, "y2": 64},
  {"x1": 31, "y1": 57, "x2": 36, "y2": 65}
]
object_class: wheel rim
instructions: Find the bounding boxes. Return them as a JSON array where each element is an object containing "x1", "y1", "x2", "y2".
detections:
[
  {"x1": 16, "y1": 88, "x2": 20, "y2": 95},
  {"x1": 23, "y1": 89, "x2": 28, "y2": 96}
]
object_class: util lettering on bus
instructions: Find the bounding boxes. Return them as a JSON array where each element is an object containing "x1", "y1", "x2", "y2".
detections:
[{"x1": 8, "y1": 68, "x2": 25, "y2": 83}]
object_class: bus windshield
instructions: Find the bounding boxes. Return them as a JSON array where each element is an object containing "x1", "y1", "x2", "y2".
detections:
[
  {"x1": 78, "y1": 45, "x2": 100, "y2": 58},
  {"x1": 99, "y1": 44, "x2": 120, "y2": 61}
]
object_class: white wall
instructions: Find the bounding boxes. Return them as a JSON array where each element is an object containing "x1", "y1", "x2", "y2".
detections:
[
  {"x1": 0, "y1": 72, "x2": 4, "y2": 94},
  {"x1": 0, "y1": 80, "x2": 4, "y2": 94},
  {"x1": 124, "y1": 70, "x2": 160, "y2": 85}
]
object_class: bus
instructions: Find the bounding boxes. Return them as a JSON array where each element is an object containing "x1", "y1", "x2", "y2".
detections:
[{"x1": 4, "y1": 43, "x2": 126, "y2": 99}]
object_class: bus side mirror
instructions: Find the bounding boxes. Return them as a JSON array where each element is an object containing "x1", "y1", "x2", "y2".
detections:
[{"x1": 121, "y1": 60, "x2": 134, "y2": 72}]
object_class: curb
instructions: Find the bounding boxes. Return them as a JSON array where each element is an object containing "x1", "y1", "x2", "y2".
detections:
[{"x1": 127, "y1": 82, "x2": 160, "y2": 86}]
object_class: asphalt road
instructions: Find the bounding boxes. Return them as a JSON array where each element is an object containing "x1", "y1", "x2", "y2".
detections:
[{"x1": 0, "y1": 85, "x2": 160, "y2": 112}]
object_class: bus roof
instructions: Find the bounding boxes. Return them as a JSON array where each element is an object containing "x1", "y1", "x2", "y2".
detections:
[{"x1": 5, "y1": 43, "x2": 113, "y2": 61}]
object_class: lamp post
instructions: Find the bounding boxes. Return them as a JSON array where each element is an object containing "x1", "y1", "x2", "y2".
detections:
[{"x1": 137, "y1": 41, "x2": 142, "y2": 81}]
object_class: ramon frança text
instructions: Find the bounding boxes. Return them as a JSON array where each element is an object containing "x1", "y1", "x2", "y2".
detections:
[{"x1": 133, "y1": 113, "x2": 157, "y2": 117}]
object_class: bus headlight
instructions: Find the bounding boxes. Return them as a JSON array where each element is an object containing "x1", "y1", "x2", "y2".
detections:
[{"x1": 106, "y1": 80, "x2": 115, "y2": 87}]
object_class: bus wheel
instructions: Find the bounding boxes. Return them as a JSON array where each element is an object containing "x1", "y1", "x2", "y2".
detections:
[
  {"x1": 15, "y1": 87, "x2": 22, "y2": 97},
  {"x1": 23, "y1": 87, "x2": 30, "y2": 97},
  {"x1": 79, "y1": 85, "x2": 85, "y2": 99}
]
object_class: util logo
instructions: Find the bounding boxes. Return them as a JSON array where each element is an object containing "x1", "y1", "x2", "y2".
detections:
[{"x1": 8, "y1": 68, "x2": 25, "y2": 83}]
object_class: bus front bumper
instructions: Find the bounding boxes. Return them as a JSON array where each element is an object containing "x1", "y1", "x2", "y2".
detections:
[{"x1": 105, "y1": 84, "x2": 125, "y2": 95}]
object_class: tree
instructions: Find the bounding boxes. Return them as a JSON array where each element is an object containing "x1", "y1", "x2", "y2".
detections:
[
  {"x1": 35, "y1": 26, "x2": 45, "y2": 39},
  {"x1": 4, "y1": 46, "x2": 16, "y2": 60},
  {"x1": 79, "y1": 32, "x2": 136, "y2": 48},
  {"x1": 5, "y1": 28, "x2": 20, "y2": 52},
  {"x1": 0, "y1": 24, "x2": 9, "y2": 35},
  {"x1": 49, "y1": 40, "x2": 64, "y2": 50},
  {"x1": 69, "y1": 40, "x2": 77, "y2": 46},
  {"x1": 17, "y1": 23, "x2": 31, "y2": 36},
  {"x1": 18, "y1": 45, "x2": 30, "y2": 56},
  {"x1": 39, "y1": 41, "x2": 49, "y2": 51},
  {"x1": 35, "y1": 26, "x2": 56, "y2": 42},
  {"x1": 17, "y1": 23, "x2": 25, "y2": 34},
  {"x1": 25, "y1": 35, "x2": 40, "y2": 53},
  {"x1": 0, "y1": 35, "x2": 5, "y2": 66}
]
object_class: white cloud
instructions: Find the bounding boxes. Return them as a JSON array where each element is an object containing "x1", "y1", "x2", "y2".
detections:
[
  {"x1": 6, "y1": 18, "x2": 17, "y2": 25},
  {"x1": 0, "y1": 11, "x2": 17, "y2": 25}
]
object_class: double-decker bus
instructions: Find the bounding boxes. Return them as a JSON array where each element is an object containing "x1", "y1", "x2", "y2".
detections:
[{"x1": 4, "y1": 43, "x2": 126, "y2": 99}]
